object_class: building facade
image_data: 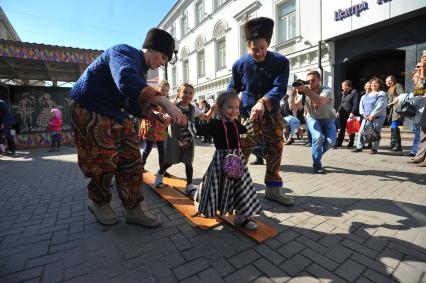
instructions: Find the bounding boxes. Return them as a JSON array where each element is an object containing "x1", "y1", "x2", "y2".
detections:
[{"x1": 158, "y1": 0, "x2": 425, "y2": 102}]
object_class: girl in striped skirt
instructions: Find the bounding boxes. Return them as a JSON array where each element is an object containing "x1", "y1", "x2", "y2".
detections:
[{"x1": 195, "y1": 91, "x2": 262, "y2": 230}]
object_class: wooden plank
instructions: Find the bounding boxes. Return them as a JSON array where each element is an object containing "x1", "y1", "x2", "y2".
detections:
[
  {"x1": 218, "y1": 214, "x2": 279, "y2": 244},
  {"x1": 143, "y1": 172, "x2": 221, "y2": 230}
]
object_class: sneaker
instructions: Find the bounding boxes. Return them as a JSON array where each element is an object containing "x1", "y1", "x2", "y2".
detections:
[
  {"x1": 88, "y1": 200, "x2": 118, "y2": 226},
  {"x1": 265, "y1": 187, "x2": 295, "y2": 206},
  {"x1": 155, "y1": 173, "x2": 165, "y2": 188},
  {"x1": 313, "y1": 166, "x2": 326, "y2": 174},
  {"x1": 185, "y1": 183, "x2": 198, "y2": 198},
  {"x1": 234, "y1": 213, "x2": 257, "y2": 230},
  {"x1": 405, "y1": 152, "x2": 416, "y2": 157},
  {"x1": 369, "y1": 149, "x2": 378, "y2": 154},
  {"x1": 352, "y1": 148, "x2": 362, "y2": 153},
  {"x1": 126, "y1": 201, "x2": 160, "y2": 227}
]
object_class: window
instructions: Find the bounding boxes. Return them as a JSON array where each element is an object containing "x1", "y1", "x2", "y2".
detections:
[
  {"x1": 181, "y1": 11, "x2": 189, "y2": 37},
  {"x1": 216, "y1": 38, "x2": 226, "y2": 70},
  {"x1": 213, "y1": 0, "x2": 225, "y2": 10},
  {"x1": 195, "y1": 1, "x2": 204, "y2": 26},
  {"x1": 183, "y1": 60, "x2": 189, "y2": 83},
  {"x1": 198, "y1": 50, "x2": 205, "y2": 78},
  {"x1": 170, "y1": 23, "x2": 176, "y2": 39},
  {"x1": 278, "y1": 0, "x2": 296, "y2": 42}
]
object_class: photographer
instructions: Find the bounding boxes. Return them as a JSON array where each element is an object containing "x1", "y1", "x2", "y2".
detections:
[{"x1": 289, "y1": 70, "x2": 336, "y2": 174}]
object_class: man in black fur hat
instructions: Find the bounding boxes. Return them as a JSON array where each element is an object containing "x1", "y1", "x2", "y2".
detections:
[
  {"x1": 68, "y1": 28, "x2": 186, "y2": 228},
  {"x1": 228, "y1": 17, "x2": 294, "y2": 207}
]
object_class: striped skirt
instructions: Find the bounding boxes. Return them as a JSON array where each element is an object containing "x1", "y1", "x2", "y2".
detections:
[{"x1": 196, "y1": 149, "x2": 262, "y2": 218}]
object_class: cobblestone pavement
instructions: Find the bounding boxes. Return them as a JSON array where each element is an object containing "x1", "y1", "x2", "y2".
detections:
[{"x1": 0, "y1": 138, "x2": 425, "y2": 283}]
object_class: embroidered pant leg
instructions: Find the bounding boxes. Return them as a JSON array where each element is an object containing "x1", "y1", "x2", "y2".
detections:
[
  {"x1": 71, "y1": 103, "x2": 143, "y2": 208},
  {"x1": 114, "y1": 119, "x2": 144, "y2": 208},
  {"x1": 240, "y1": 119, "x2": 262, "y2": 164},
  {"x1": 260, "y1": 112, "x2": 284, "y2": 187}
]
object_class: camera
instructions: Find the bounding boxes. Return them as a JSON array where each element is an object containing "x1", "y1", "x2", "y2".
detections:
[{"x1": 292, "y1": 79, "x2": 309, "y2": 87}]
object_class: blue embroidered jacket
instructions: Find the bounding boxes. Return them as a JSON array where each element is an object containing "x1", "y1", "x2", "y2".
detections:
[
  {"x1": 68, "y1": 44, "x2": 149, "y2": 122},
  {"x1": 228, "y1": 51, "x2": 289, "y2": 117}
]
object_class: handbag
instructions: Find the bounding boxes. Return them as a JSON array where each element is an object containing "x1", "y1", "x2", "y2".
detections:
[
  {"x1": 222, "y1": 119, "x2": 244, "y2": 179},
  {"x1": 361, "y1": 121, "x2": 381, "y2": 143},
  {"x1": 395, "y1": 96, "x2": 416, "y2": 118},
  {"x1": 346, "y1": 117, "x2": 361, "y2": 135}
]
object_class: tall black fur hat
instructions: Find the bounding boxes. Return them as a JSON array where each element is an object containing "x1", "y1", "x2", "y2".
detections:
[
  {"x1": 244, "y1": 17, "x2": 274, "y2": 43},
  {"x1": 142, "y1": 28, "x2": 175, "y2": 61}
]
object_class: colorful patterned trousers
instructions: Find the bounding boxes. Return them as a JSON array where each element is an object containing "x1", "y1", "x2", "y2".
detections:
[
  {"x1": 241, "y1": 111, "x2": 284, "y2": 188},
  {"x1": 71, "y1": 103, "x2": 143, "y2": 209}
]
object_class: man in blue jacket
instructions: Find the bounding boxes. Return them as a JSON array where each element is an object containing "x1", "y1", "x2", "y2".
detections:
[
  {"x1": 68, "y1": 28, "x2": 185, "y2": 228},
  {"x1": 0, "y1": 99, "x2": 17, "y2": 154},
  {"x1": 228, "y1": 17, "x2": 294, "y2": 206}
]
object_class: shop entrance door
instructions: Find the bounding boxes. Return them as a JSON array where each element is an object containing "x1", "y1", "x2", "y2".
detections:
[{"x1": 343, "y1": 50, "x2": 406, "y2": 91}]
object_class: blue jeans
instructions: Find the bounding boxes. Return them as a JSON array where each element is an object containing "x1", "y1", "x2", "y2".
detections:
[
  {"x1": 306, "y1": 117, "x2": 336, "y2": 168},
  {"x1": 411, "y1": 125, "x2": 420, "y2": 154},
  {"x1": 141, "y1": 139, "x2": 165, "y2": 168},
  {"x1": 284, "y1": 115, "x2": 301, "y2": 138},
  {"x1": 356, "y1": 116, "x2": 386, "y2": 150}
]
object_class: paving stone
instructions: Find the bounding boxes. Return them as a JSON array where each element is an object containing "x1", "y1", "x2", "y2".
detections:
[
  {"x1": 279, "y1": 254, "x2": 312, "y2": 276},
  {"x1": 228, "y1": 249, "x2": 260, "y2": 269},
  {"x1": 363, "y1": 268, "x2": 398, "y2": 283},
  {"x1": 325, "y1": 245, "x2": 352, "y2": 264},
  {"x1": 306, "y1": 263, "x2": 347, "y2": 283},
  {"x1": 301, "y1": 248, "x2": 338, "y2": 271},
  {"x1": 198, "y1": 268, "x2": 225, "y2": 283},
  {"x1": 173, "y1": 258, "x2": 210, "y2": 280},
  {"x1": 224, "y1": 264, "x2": 262, "y2": 283},
  {"x1": 253, "y1": 258, "x2": 290, "y2": 283},
  {"x1": 277, "y1": 240, "x2": 305, "y2": 259},
  {"x1": 392, "y1": 261, "x2": 423, "y2": 283},
  {"x1": 334, "y1": 259, "x2": 366, "y2": 282},
  {"x1": 254, "y1": 244, "x2": 285, "y2": 265}
]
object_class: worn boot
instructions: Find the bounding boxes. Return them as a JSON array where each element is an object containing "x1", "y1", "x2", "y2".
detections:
[
  {"x1": 390, "y1": 128, "x2": 402, "y2": 152},
  {"x1": 387, "y1": 128, "x2": 396, "y2": 150},
  {"x1": 265, "y1": 187, "x2": 295, "y2": 206},
  {"x1": 88, "y1": 200, "x2": 119, "y2": 226},
  {"x1": 126, "y1": 201, "x2": 161, "y2": 228}
]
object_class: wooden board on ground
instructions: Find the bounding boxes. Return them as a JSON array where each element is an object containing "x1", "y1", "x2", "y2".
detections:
[
  {"x1": 143, "y1": 172, "x2": 221, "y2": 230},
  {"x1": 219, "y1": 214, "x2": 279, "y2": 244}
]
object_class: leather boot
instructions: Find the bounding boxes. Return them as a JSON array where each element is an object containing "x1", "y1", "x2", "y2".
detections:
[
  {"x1": 387, "y1": 128, "x2": 396, "y2": 150},
  {"x1": 390, "y1": 128, "x2": 402, "y2": 152},
  {"x1": 88, "y1": 200, "x2": 118, "y2": 226},
  {"x1": 265, "y1": 187, "x2": 295, "y2": 206},
  {"x1": 126, "y1": 201, "x2": 161, "y2": 227}
]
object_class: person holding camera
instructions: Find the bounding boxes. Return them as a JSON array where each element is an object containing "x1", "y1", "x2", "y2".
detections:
[
  {"x1": 289, "y1": 70, "x2": 336, "y2": 174},
  {"x1": 228, "y1": 17, "x2": 294, "y2": 206}
]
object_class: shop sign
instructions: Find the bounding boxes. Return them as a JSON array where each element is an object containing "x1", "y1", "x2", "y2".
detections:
[
  {"x1": 334, "y1": 1, "x2": 369, "y2": 21},
  {"x1": 334, "y1": 0, "x2": 392, "y2": 21}
]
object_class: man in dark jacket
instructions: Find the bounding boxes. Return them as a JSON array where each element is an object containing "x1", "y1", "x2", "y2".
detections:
[
  {"x1": 336, "y1": 80, "x2": 359, "y2": 147},
  {"x1": 0, "y1": 99, "x2": 17, "y2": 154}
]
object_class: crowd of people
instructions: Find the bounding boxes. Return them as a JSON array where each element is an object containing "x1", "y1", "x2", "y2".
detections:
[{"x1": 1, "y1": 17, "x2": 425, "y2": 232}]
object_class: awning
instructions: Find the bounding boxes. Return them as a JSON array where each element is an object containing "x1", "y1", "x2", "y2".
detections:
[{"x1": 0, "y1": 39, "x2": 102, "y2": 83}]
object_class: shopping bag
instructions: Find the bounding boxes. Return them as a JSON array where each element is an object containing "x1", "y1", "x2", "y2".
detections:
[{"x1": 346, "y1": 117, "x2": 361, "y2": 135}]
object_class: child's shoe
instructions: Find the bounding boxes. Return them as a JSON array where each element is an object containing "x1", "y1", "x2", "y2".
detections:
[
  {"x1": 185, "y1": 183, "x2": 198, "y2": 198},
  {"x1": 235, "y1": 213, "x2": 257, "y2": 230},
  {"x1": 155, "y1": 173, "x2": 165, "y2": 188}
]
